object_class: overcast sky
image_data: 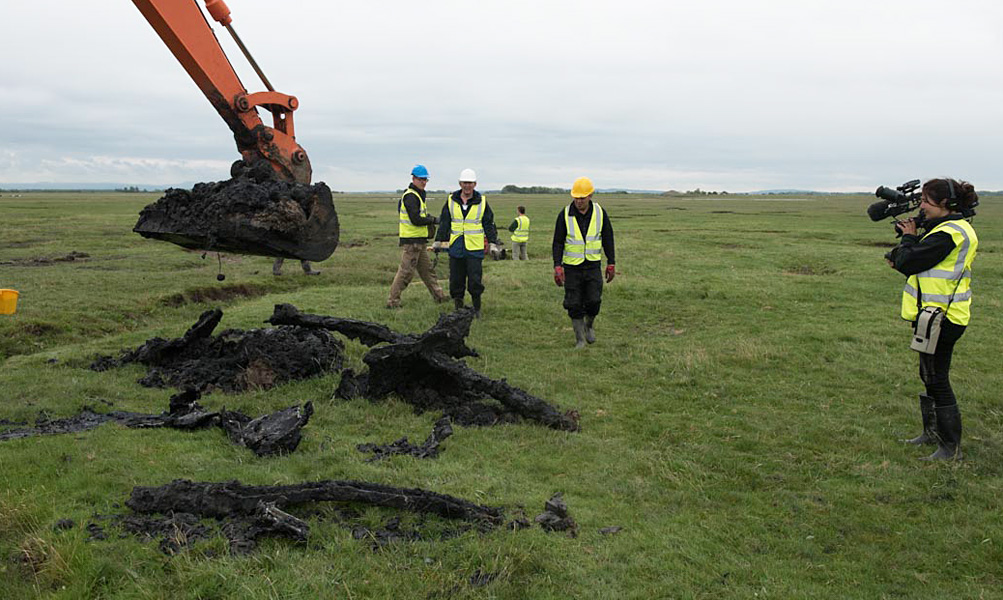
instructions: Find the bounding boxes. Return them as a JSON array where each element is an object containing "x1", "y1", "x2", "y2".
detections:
[{"x1": 2, "y1": 0, "x2": 1002, "y2": 192}]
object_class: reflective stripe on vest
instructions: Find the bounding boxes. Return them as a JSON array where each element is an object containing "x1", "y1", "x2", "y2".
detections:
[
  {"x1": 511, "y1": 215, "x2": 530, "y2": 243},
  {"x1": 562, "y1": 203, "x2": 603, "y2": 265},
  {"x1": 448, "y1": 197, "x2": 485, "y2": 251},
  {"x1": 901, "y1": 219, "x2": 978, "y2": 325},
  {"x1": 398, "y1": 189, "x2": 429, "y2": 239}
]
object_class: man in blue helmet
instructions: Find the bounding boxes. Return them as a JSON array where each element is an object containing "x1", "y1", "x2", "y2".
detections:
[{"x1": 387, "y1": 165, "x2": 449, "y2": 308}]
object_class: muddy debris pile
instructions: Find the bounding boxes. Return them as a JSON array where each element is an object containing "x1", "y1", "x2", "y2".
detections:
[
  {"x1": 357, "y1": 416, "x2": 453, "y2": 461},
  {"x1": 0, "y1": 390, "x2": 313, "y2": 457},
  {"x1": 90, "y1": 308, "x2": 343, "y2": 394},
  {"x1": 268, "y1": 304, "x2": 579, "y2": 431},
  {"x1": 133, "y1": 159, "x2": 339, "y2": 261}
]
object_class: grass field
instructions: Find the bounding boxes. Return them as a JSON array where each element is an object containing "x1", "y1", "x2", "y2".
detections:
[{"x1": 1, "y1": 190, "x2": 1002, "y2": 599}]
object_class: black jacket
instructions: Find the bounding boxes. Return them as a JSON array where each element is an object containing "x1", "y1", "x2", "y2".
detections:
[
  {"x1": 552, "y1": 201, "x2": 615, "y2": 268},
  {"x1": 398, "y1": 183, "x2": 437, "y2": 245},
  {"x1": 888, "y1": 214, "x2": 964, "y2": 276}
]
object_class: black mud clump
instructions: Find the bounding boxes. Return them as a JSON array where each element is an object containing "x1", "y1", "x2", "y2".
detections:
[
  {"x1": 535, "y1": 492, "x2": 577, "y2": 537},
  {"x1": 90, "y1": 308, "x2": 343, "y2": 394},
  {"x1": 133, "y1": 159, "x2": 339, "y2": 261},
  {"x1": 269, "y1": 304, "x2": 579, "y2": 431},
  {"x1": 357, "y1": 416, "x2": 453, "y2": 461}
]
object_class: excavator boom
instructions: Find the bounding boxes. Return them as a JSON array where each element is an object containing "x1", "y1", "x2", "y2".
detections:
[{"x1": 129, "y1": 0, "x2": 338, "y2": 262}]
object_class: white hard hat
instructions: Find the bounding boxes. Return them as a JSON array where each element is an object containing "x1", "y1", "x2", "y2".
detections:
[{"x1": 459, "y1": 168, "x2": 477, "y2": 182}]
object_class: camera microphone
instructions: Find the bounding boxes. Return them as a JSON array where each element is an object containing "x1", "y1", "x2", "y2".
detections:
[{"x1": 867, "y1": 200, "x2": 891, "y2": 222}]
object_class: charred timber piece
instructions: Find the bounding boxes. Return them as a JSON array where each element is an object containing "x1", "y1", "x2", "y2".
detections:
[
  {"x1": 219, "y1": 402, "x2": 314, "y2": 456},
  {"x1": 357, "y1": 416, "x2": 453, "y2": 461},
  {"x1": 127, "y1": 479, "x2": 503, "y2": 525},
  {"x1": 108, "y1": 389, "x2": 219, "y2": 430},
  {"x1": 268, "y1": 303, "x2": 406, "y2": 347},
  {"x1": 133, "y1": 160, "x2": 339, "y2": 261},
  {"x1": 90, "y1": 309, "x2": 343, "y2": 394},
  {"x1": 264, "y1": 304, "x2": 577, "y2": 430}
]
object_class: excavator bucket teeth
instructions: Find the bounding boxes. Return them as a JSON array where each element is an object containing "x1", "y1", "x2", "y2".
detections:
[{"x1": 133, "y1": 161, "x2": 339, "y2": 261}]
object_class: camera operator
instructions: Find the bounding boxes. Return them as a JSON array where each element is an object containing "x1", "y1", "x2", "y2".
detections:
[{"x1": 886, "y1": 178, "x2": 979, "y2": 460}]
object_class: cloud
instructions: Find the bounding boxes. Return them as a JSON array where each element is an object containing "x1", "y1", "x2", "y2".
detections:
[{"x1": 2, "y1": 0, "x2": 1003, "y2": 190}]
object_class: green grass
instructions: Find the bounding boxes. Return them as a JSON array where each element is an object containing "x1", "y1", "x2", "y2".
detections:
[{"x1": 2, "y1": 190, "x2": 1003, "y2": 598}]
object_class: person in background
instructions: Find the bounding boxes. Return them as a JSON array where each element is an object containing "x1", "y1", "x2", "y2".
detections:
[
  {"x1": 508, "y1": 205, "x2": 530, "y2": 260},
  {"x1": 552, "y1": 176, "x2": 616, "y2": 348},
  {"x1": 886, "y1": 177, "x2": 979, "y2": 460},
  {"x1": 386, "y1": 164, "x2": 449, "y2": 308},
  {"x1": 433, "y1": 168, "x2": 501, "y2": 317},
  {"x1": 272, "y1": 258, "x2": 320, "y2": 276}
]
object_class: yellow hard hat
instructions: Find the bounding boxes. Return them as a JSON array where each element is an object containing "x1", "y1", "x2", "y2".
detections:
[{"x1": 571, "y1": 177, "x2": 595, "y2": 198}]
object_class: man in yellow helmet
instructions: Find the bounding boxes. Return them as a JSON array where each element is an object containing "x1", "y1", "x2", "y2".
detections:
[
  {"x1": 552, "y1": 176, "x2": 616, "y2": 348},
  {"x1": 508, "y1": 205, "x2": 530, "y2": 260},
  {"x1": 386, "y1": 164, "x2": 449, "y2": 308},
  {"x1": 433, "y1": 168, "x2": 501, "y2": 317}
]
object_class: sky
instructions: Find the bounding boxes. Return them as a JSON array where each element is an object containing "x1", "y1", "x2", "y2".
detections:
[{"x1": 1, "y1": 0, "x2": 1002, "y2": 192}]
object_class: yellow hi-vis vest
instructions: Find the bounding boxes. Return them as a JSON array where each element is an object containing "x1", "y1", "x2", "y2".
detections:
[
  {"x1": 563, "y1": 202, "x2": 604, "y2": 266},
  {"x1": 448, "y1": 197, "x2": 485, "y2": 251},
  {"x1": 901, "y1": 219, "x2": 978, "y2": 326},
  {"x1": 511, "y1": 215, "x2": 530, "y2": 243},
  {"x1": 398, "y1": 189, "x2": 430, "y2": 239}
]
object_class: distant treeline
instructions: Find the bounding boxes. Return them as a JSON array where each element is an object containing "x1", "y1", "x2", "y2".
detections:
[{"x1": 501, "y1": 185, "x2": 570, "y2": 194}]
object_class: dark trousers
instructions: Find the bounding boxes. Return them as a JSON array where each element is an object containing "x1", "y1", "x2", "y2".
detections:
[
  {"x1": 449, "y1": 256, "x2": 484, "y2": 300},
  {"x1": 563, "y1": 265, "x2": 603, "y2": 319},
  {"x1": 918, "y1": 319, "x2": 966, "y2": 407}
]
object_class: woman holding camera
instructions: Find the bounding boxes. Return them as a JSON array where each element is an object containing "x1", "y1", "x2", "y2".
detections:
[{"x1": 887, "y1": 178, "x2": 979, "y2": 460}]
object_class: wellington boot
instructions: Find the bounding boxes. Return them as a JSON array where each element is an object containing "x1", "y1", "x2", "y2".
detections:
[
  {"x1": 584, "y1": 315, "x2": 596, "y2": 344},
  {"x1": 472, "y1": 295, "x2": 482, "y2": 319},
  {"x1": 453, "y1": 298, "x2": 464, "y2": 311},
  {"x1": 920, "y1": 403, "x2": 962, "y2": 461},
  {"x1": 571, "y1": 318, "x2": 587, "y2": 349},
  {"x1": 301, "y1": 261, "x2": 321, "y2": 276},
  {"x1": 902, "y1": 394, "x2": 937, "y2": 445}
]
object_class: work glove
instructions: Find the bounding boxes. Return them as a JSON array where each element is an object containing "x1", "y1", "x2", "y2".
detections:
[
  {"x1": 432, "y1": 241, "x2": 446, "y2": 253},
  {"x1": 554, "y1": 266, "x2": 565, "y2": 287},
  {"x1": 430, "y1": 215, "x2": 440, "y2": 225},
  {"x1": 489, "y1": 243, "x2": 503, "y2": 258},
  {"x1": 605, "y1": 264, "x2": 616, "y2": 283}
]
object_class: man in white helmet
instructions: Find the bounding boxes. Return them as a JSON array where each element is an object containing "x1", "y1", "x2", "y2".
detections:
[{"x1": 433, "y1": 168, "x2": 502, "y2": 317}]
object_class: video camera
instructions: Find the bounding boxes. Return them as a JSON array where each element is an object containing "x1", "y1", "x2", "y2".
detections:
[{"x1": 868, "y1": 179, "x2": 921, "y2": 223}]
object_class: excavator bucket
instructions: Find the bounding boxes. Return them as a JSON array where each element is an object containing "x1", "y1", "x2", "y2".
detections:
[{"x1": 133, "y1": 160, "x2": 339, "y2": 261}]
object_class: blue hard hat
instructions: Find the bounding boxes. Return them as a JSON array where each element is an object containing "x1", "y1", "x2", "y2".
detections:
[{"x1": 411, "y1": 164, "x2": 429, "y2": 178}]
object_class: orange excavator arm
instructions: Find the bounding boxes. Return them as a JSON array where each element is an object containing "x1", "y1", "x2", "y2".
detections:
[{"x1": 132, "y1": 0, "x2": 311, "y2": 184}]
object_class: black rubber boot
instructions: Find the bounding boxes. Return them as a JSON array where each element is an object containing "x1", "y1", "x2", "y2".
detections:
[
  {"x1": 902, "y1": 394, "x2": 937, "y2": 445},
  {"x1": 571, "y1": 318, "x2": 587, "y2": 349},
  {"x1": 471, "y1": 295, "x2": 482, "y2": 318},
  {"x1": 921, "y1": 404, "x2": 962, "y2": 461},
  {"x1": 584, "y1": 315, "x2": 596, "y2": 344},
  {"x1": 453, "y1": 298, "x2": 464, "y2": 310}
]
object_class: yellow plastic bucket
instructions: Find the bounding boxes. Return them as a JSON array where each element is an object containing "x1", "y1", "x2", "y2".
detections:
[{"x1": 0, "y1": 289, "x2": 19, "y2": 315}]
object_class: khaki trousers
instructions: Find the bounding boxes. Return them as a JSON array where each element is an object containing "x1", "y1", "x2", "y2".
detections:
[
  {"x1": 511, "y1": 242, "x2": 528, "y2": 260},
  {"x1": 387, "y1": 244, "x2": 447, "y2": 307}
]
